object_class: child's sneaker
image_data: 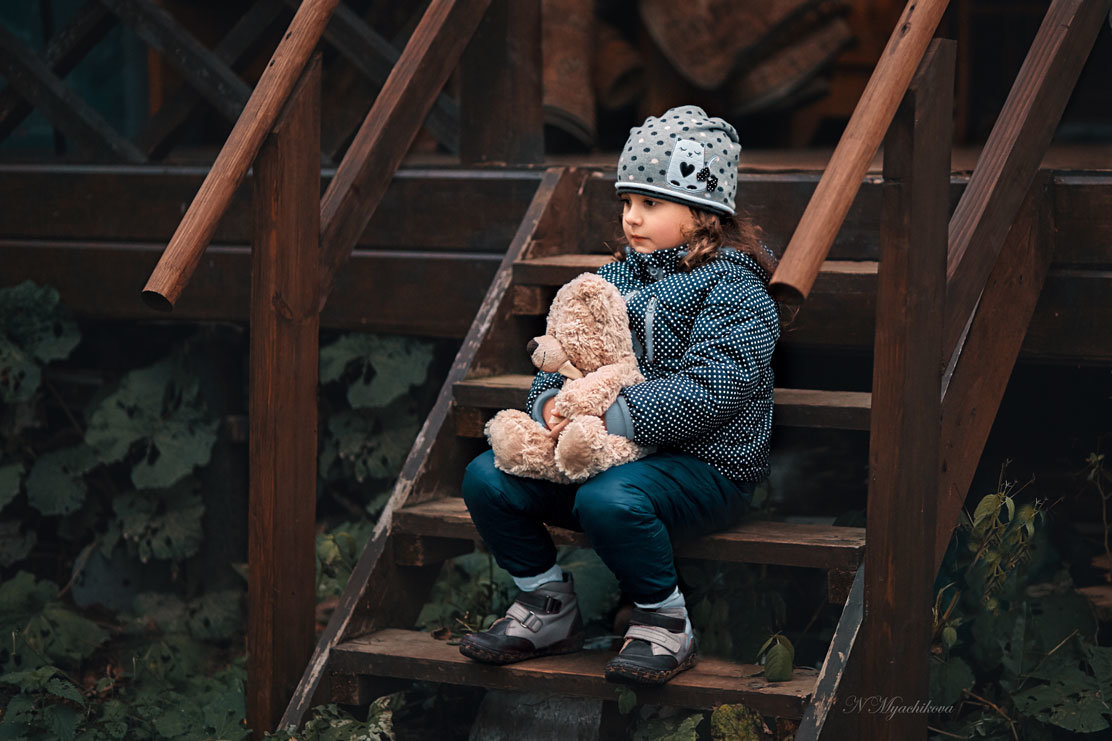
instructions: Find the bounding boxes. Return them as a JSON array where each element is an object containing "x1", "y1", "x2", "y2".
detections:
[
  {"x1": 459, "y1": 573, "x2": 584, "y2": 664},
  {"x1": 604, "y1": 606, "x2": 697, "y2": 684}
]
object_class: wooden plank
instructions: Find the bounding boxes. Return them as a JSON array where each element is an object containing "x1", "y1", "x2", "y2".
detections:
[
  {"x1": 459, "y1": 0, "x2": 543, "y2": 164},
  {"x1": 944, "y1": 0, "x2": 1112, "y2": 359},
  {"x1": 318, "y1": 0, "x2": 493, "y2": 305},
  {"x1": 796, "y1": 565, "x2": 864, "y2": 741},
  {"x1": 0, "y1": 23, "x2": 145, "y2": 162},
  {"x1": 0, "y1": 240, "x2": 499, "y2": 337},
  {"x1": 452, "y1": 376, "x2": 872, "y2": 431},
  {"x1": 141, "y1": 0, "x2": 341, "y2": 310},
  {"x1": 4, "y1": 238, "x2": 1108, "y2": 359},
  {"x1": 394, "y1": 498, "x2": 866, "y2": 570},
  {"x1": 8, "y1": 165, "x2": 1112, "y2": 264},
  {"x1": 0, "y1": 165, "x2": 540, "y2": 251},
  {"x1": 0, "y1": 1, "x2": 114, "y2": 142},
  {"x1": 281, "y1": 169, "x2": 577, "y2": 729},
  {"x1": 247, "y1": 57, "x2": 320, "y2": 736},
  {"x1": 99, "y1": 0, "x2": 253, "y2": 123},
  {"x1": 769, "y1": 0, "x2": 950, "y2": 303},
  {"x1": 934, "y1": 182, "x2": 1054, "y2": 569},
  {"x1": 135, "y1": 0, "x2": 285, "y2": 160},
  {"x1": 859, "y1": 39, "x2": 952, "y2": 740},
  {"x1": 331, "y1": 629, "x2": 818, "y2": 719},
  {"x1": 302, "y1": 0, "x2": 461, "y2": 153}
]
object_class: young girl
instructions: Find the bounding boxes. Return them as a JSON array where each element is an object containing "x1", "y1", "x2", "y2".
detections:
[{"x1": 459, "y1": 106, "x2": 780, "y2": 685}]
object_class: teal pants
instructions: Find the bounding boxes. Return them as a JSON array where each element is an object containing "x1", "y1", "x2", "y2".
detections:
[{"x1": 461, "y1": 449, "x2": 753, "y2": 603}]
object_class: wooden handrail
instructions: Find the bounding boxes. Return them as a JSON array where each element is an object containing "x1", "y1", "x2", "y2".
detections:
[
  {"x1": 140, "y1": 0, "x2": 340, "y2": 311},
  {"x1": 768, "y1": 0, "x2": 949, "y2": 304}
]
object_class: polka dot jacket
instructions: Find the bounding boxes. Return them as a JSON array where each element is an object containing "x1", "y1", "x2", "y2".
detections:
[{"x1": 525, "y1": 244, "x2": 779, "y2": 483}]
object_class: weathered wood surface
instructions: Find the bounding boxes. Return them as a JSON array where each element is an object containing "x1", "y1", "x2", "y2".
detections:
[
  {"x1": 141, "y1": 0, "x2": 341, "y2": 310},
  {"x1": 281, "y1": 169, "x2": 577, "y2": 729},
  {"x1": 452, "y1": 375, "x2": 872, "y2": 431},
  {"x1": 0, "y1": 22, "x2": 145, "y2": 162},
  {"x1": 99, "y1": 0, "x2": 253, "y2": 123},
  {"x1": 331, "y1": 629, "x2": 818, "y2": 718},
  {"x1": 0, "y1": 0, "x2": 113, "y2": 142},
  {"x1": 796, "y1": 565, "x2": 864, "y2": 741},
  {"x1": 0, "y1": 165, "x2": 540, "y2": 251},
  {"x1": 3, "y1": 237, "x2": 1107, "y2": 360},
  {"x1": 769, "y1": 0, "x2": 950, "y2": 303},
  {"x1": 300, "y1": 0, "x2": 461, "y2": 152},
  {"x1": 859, "y1": 40, "x2": 952, "y2": 741},
  {"x1": 934, "y1": 182, "x2": 1054, "y2": 569},
  {"x1": 459, "y1": 0, "x2": 542, "y2": 164},
  {"x1": 135, "y1": 0, "x2": 285, "y2": 160},
  {"x1": 247, "y1": 58, "x2": 320, "y2": 737},
  {"x1": 6, "y1": 165, "x2": 1111, "y2": 263},
  {"x1": 394, "y1": 498, "x2": 866, "y2": 570},
  {"x1": 944, "y1": 0, "x2": 1112, "y2": 360},
  {"x1": 318, "y1": 0, "x2": 493, "y2": 305}
]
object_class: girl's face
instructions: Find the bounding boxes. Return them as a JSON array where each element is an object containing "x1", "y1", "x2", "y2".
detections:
[{"x1": 620, "y1": 193, "x2": 695, "y2": 253}]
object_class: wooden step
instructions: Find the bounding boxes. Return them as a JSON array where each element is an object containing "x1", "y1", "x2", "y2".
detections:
[
  {"x1": 394, "y1": 498, "x2": 865, "y2": 570},
  {"x1": 453, "y1": 375, "x2": 871, "y2": 431},
  {"x1": 330, "y1": 628, "x2": 818, "y2": 718}
]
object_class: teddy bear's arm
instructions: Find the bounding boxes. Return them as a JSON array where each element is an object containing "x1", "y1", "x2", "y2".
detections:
[{"x1": 553, "y1": 362, "x2": 641, "y2": 418}]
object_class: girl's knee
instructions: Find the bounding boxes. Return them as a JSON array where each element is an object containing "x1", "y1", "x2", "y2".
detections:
[
  {"x1": 461, "y1": 450, "x2": 504, "y2": 511},
  {"x1": 573, "y1": 479, "x2": 651, "y2": 528}
]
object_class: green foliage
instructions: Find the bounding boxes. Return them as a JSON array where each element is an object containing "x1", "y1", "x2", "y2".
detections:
[
  {"x1": 102, "y1": 478, "x2": 205, "y2": 564},
  {"x1": 25, "y1": 445, "x2": 98, "y2": 516},
  {"x1": 756, "y1": 633, "x2": 794, "y2": 682},
  {"x1": 616, "y1": 687, "x2": 637, "y2": 715},
  {"x1": 267, "y1": 696, "x2": 399, "y2": 741},
  {"x1": 631, "y1": 710, "x2": 703, "y2": 741},
  {"x1": 125, "y1": 590, "x2": 244, "y2": 641},
  {"x1": 316, "y1": 520, "x2": 375, "y2": 600},
  {"x1": 0, "y1": 571, "x2": 108, "y2": 674},
  {"x1": 85, "y1": 356, "x2": 219, "y2": 490},
  {"x1": 0, "y1": 281, "x2": 79, "y2": 403},
  {"x1": 322, "y1": 410, "x2": 417, "y2": 485},
  {"x1": 416, "y1": 549, "x2": 517, "y2": 638},
  {"x1": 680, "y1": 559, "x2": 788, "y2": 663},
  {"x1": 929, "y1": 467, "x2": 1112, "y2": 737},
  {"x1": 319, "y1": 334, "x2": 432, "y2": 410},
  {"x1": 709, "y1": 704, "x2": 764, "y2": 740},
  {"x1": 0, "y1": 461, "x2": 23, "y2": 513}
]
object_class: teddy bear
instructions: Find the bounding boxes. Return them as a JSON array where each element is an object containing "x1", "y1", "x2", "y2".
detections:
[{"x1": 484, "y1": 273, "x2": 652, "y2": 483}]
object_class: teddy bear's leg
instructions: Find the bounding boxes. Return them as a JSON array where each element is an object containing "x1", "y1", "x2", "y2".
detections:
[
  {"x1": 484, "y1": 409, "x2": 571, "y2": 483},
  {"x1": 555, "y1": 416, "x2": 652, "y2": 482}
]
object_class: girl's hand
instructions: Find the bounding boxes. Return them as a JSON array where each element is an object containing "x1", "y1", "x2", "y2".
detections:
[{"x1": 542, "y1": 396, "x2": 569, "y2": 438}]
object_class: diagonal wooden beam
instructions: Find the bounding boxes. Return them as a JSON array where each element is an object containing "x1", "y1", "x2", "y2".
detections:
[
  {"x1": 935, "y1": 180, "x2": 1054, "y2": 570},
  {"x1": 0, "y1": 1, "x2": 114, "y2": 142},
  {"x1": 135, "y1": 0, "x2": 285, "y2": 159},
  {"x1": 318, "y1": 0, "x2": 492, "y2": 306},
  {"x1": 944, "y1": 0, "x2": 1112, "y2": 359},
  {"x1": 0, "y1": 21, "x2": 145, "y2": 162},
  {"x1": 281, "y1": 167, "x2": 584, "y2": 729},
  {"x1": 283, "y1": 0, "x2": 460, "y2": 153},
  {"x1": 98, "y1": 0, "x2": 253, "y2": 123}
]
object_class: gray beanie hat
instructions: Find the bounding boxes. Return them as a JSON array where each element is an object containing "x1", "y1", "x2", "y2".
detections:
[{"x1": 615, "y1": 105, "x2": 741, "y2": 215}]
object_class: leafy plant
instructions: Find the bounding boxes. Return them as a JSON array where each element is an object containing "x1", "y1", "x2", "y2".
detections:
[
  {"x1": 757, "y1": 634, "x2": 794, "y2": 682},
  {"x1": 0, "y1": 281, "x2": 79, "y2": 404},
  {"x1": 267, "y1": 696, "x2": 398, "y2": 741},
  {"x1": 929, "y1": 466, "x2": 1112, "y2": 737}
]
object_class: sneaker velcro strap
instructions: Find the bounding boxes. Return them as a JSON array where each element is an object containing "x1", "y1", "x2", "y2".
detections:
[
  {"x1": 515, "y1": 591, "x2": 563, "y2": 614},
  {"x1": 506, "y1": 603, "x2": 544, "y2": 632},
  {"x1": 625, "y1": 624, "x2": 684, "y2": 654},
  {"x1": 629, "y1": 608, "x2": 686, "y2": 632}
]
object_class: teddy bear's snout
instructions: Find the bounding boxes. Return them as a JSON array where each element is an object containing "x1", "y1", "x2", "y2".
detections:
[{"x1": 526, "y1": 339, "x2": 539, "y2": 355}]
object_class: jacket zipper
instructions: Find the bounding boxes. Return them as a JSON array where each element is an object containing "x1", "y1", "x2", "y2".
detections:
[{"x1": 644, "y1": 295, "x2": 658, "y2": 364}]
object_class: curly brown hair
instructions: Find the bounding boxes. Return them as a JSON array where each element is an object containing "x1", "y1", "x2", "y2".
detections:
[{"x1": 608, "y1": 205, "x2": 777, "y2": 280}]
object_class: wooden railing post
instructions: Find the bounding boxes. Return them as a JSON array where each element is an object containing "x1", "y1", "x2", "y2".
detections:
[
  {"x1": 247, "y1": 54, "x2": 321, "y2": 737},
  {"x1": 858, "y1": 39, "x2": 953, "y2": 739},
  {"x1": 459, "y1": 0, "x2": 542, "y2": 164}
]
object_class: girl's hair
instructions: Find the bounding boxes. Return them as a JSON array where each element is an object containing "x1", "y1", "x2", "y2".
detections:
[{"x1": 608, "y1": 205, "x2": 777, "y2": 281}]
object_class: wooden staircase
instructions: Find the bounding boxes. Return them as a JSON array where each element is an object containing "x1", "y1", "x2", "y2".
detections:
[{"x1": 281, "y1": 166, "x2": 870, "y2": 735}]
